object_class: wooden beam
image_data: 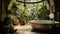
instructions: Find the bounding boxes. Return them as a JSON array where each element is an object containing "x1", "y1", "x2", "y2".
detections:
[{"x1": 50, "y1": 0, "x2": 55, "y2": 13}]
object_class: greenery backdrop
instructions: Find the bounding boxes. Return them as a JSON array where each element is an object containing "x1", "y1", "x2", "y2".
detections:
[{"x1": 8, "y1": 0, "x2": 50, "y2": 23}]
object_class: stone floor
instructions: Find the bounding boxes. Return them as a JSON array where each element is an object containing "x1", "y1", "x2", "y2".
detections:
[{"x1": 14, "y1": 24, "x2": 49, "y2": 34}]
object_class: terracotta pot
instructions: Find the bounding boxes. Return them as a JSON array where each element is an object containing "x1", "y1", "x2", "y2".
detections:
[
  {"x1": 13, "y1": 19, "x2": 19, "y2": 25},
  {"x1": 20, "y1": 21, "x2": 25, "y2": 25}
]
